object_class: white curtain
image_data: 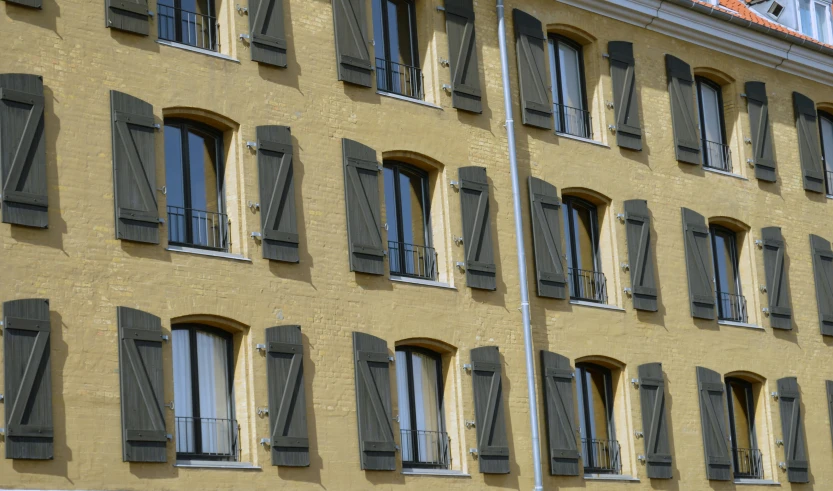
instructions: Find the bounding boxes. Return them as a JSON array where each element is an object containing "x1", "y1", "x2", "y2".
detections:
[
  {"x1": 412, "y1": 352, "x2": 441, "y2": 463},
  {"x1": 196, "y1": 330, "x2": 232, "y2": 455},
  {"x1": 395, "y1": 350, "x2": 413, "y2": 461},
  {"x1": 172, "y1": 330, "x2": 194, "y2": 453}
]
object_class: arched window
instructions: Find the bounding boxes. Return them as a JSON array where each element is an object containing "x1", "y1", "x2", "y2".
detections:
[
  {"x1": 372, "y1": 0, "x2": 423, "y2": 99},
  {"x1": 818, "y1": 110, "x2": 833, "y2": 194},
  {"x1": 157, "y1": 0, "x2": 218, "y2": 52},
  {"x1": 725, "y1": 377, "x2": 762, "y2": 479},
  {"x1": 384, "y1": 161, "x2": 434, "y2": 280},
  {"x1": 575, "y1": 362, "x2": 620, "y2": 474},
  {"x1": 548, "y1": 35, "x2": 591, "y2": 138},
  {"x1": 562, "y1": 196, "x2": 606, "y2": 303},
  {"x1": 709, "y1": 224, "x2": 746, "y2": 322},
  {"x1": 695, "y1": 76, "x2": 732, "y2": 172}
]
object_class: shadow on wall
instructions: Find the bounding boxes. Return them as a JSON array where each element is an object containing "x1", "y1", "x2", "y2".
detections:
[
  {"x1": 469, "y1": 174, "x2": 506, "y2": 309},
  {"x1": 4, "y1": 0, "x2": 60, "y2": 35},
  {"x1": 482, "y1": 351, "x2": 520, "y2": 490},
  {"x1": 256, "y1": 0, "x2": 301, "y2": 91}
]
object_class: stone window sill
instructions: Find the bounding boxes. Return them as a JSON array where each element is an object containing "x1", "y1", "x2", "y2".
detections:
[
  {"x1": 734, "y1": 478, "x2": 780, "y2": 486},
  {"x1": 704, "y1": 167, "x2": 748, "y2": 181},
  {"x1": 584, "y1": 474, "x2": 640, "y2": 482},
  {"x1": 570, "y1": 300, "x2": 625, "y2": 312},
  {"x1": 167, "y1": 245, "x2": 251, "y2": 262},
  {"x1": 718, "y1": 320, "x2": 765, "y2": 330},
  {"x1": 377, "y1": 91, "x2": 443, "y2": 110},
  {"x1": 555, "y1": 132, "x2": 610, "y2": 148},
  {"x1": 174, "y1": 460, "x2": 261, "y2": 470},
  {"x1": 401, "y1": 468, "x2": 471, "y2": 477},
  {"x1": 156, "y1": 40, "x2": 240, "y2": 63},
  {"x1": 390, "y1": 275, "x2": 455, "y2": 290}
]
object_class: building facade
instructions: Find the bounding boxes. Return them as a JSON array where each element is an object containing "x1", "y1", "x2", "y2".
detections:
[{"x1": 3, "y1": 0, "x2": 833, "y2": 489}]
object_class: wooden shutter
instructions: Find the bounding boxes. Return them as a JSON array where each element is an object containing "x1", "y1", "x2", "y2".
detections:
[
  {"x1": 695, "y1": 367, "x2": 731, "y2": 481},
  {"x1": 0, "y1": 74, "x2": 47, "y2": 228},
  {"x1": 3, "y1": 299, "x2": 52, "y2": 460},
  {"x1": 777, "y1": 377, "x2": 809, "y2": 483},
  {"x1": 460, "y1": 167, "x2": 496, "y2": 290},
  {"x1": 352, "y1": 332, "x2": 395, "y2": 471},
  {"x1": 810, "y1": 234, "x2": 833, "y2": 336},
  {"x1": 528, "y1": 177, "x2": 566, "y2": 299},
  {"x1": 257, "y1": 125, "x2": 299, "y2": 263},
  {"x1": 745, "y1": 82, "x2": 776, "y2": 182},
  {"x1": 445, "y1": 0, "x2": 481, "y2": 113},
  {"x1": 638, "y1": 363, "x2": 672, "y2": 479},
  {"x1": 624, "y1": 200, "x2": 658, "y2": 312},
  {"x1": 826, "y1": 381, "x2": 833, "y2": 451},
  {"x1": 266, "y1": 325, "x2": 309, "y2": 467},
  {"x1": 666, "y1": 55, "x2": 700, "y2": 164},
  {"x1": 794, "y1": 92, "x2": 825, "y2": 193},
  {"x1": 117, "y1": 306, "x2": 167, "y2": 463},
  {"x1": 332, "y1": 0, "x2": 372, "y2": 87},
  {"x1": 682, "y1": 208, "x2": 715, "y2": 319},
  {"x1": 342, "y1": 139, "x2": 384, "y2": 275},
  {"x1": 3, "y1": 0, "x2": 41, "y2": 8},
  {"x1": 608, "y1": 41, "x2": 642, "y2": 151},
  {"x1": 106, "y1": 0, "x2": 149, "y2": 35},
  {"x1": 110, "y1": 91, "x2": 158, "y2": 244},
  {"x1": 761, "y1": 227, "x2": 792, "y2": 330},
  {"x1": 249, "y1": 0, "x2": 288, "y2": 68},
  {"x1": 513, "y1": 9, "x2": 552, "y2": 130},
  {"x1": 471, "y1": 346, "x2": 510, "y2": 474},
  {"x1": 539, "y1": 350, "x2": 579, "y2": 476}
]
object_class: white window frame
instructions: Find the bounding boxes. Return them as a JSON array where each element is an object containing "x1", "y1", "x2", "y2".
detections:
[{"x1": 795, "y1": 0, "x2": 833, "y2": 43}]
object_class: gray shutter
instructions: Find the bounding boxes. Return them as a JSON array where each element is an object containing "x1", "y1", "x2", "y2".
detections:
[
  {"x1": 460, "y1": 167, "x2": 496, "y2": 290},
  {"x1": 624, "y1": 200, "x2": 658, "y2": 312},
  {"x1": 528, "y1": 177, "x2": 566, "y2": 299},
  {"x1": 745, "y1": 82, "x2": 776, "y2": 182},
  {"x1": 110, "y1": 91, "x2": 159, "y2": 244},
  {"x1": 117, "y1": 306, "x2": 167, "y2": 463},
  {"x1": 810, "y1": 234, "x2": 833, "y2": 336},
  {"x1": 513, "y1": 9, "x2": 552, "y2": 130},
  {"x1": 471, "y1": 346, "x2": 510, "y2": 474},
  {"x1": 695, "y1": 367, "x2": 731, "y2": 481},
  {"x1": 608, "y1": 42, "x2": 642, "y2": 151},
  {"x1": 342, "y1": 139, "x2": 384, "y2": 275},
  {"x1": 826, "y1": 381, "x2": 833, "y2": 451},
  {"x1": 777, "y1": 377, "x2": 809, "y2": 483},
  {"x1": 3, "y1": 0, "x2": 41, "y2": 8},
  {"x1": 638, "y1": 363, "x2": 672, "y2": 479},
  {"x1": 105, "y1": 0, "x2": 150, "y2": 35},
  {"x1": 445, "y1": 0, "x2": 481, "y2": 113},
  {"x1": 665, "y1": 55, "x2": 700, "y2": 164},
  {"x1": 249, "y1": 0, "x2": 288, "y2": 68},
  {"x1": 257, "y1": 125, "x2": 299, "y2": 263},
  {"x1": 794, "y1": 92, "x2": 825, "y2": 193},
  {"x1": 761, "y1": 227, "x2": 792, "y2": 329},
  {"x1": 352, "y1": 332, "x2": 395, "y2": 471},
  {"x1": 266, "y1": 325, "x2": 309, "y2": 467},
  {"x1": 0, "y1": 74, "x2": 47, "y2": 228},
  {"x1": 332, "y1": 0, "x2": 372, "y2": 87},
  {"x1": 3, "y1": 298, "x2": 52, "y2": 460},
  {"x1": 682, "y1": 208, "x2": 715, "y2": 319},
  {"x1": 539, "y1": 350, "x2": 579, "y2": 476}
]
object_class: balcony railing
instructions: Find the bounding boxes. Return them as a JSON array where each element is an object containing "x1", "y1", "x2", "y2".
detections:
[
  {"x1": 702, "y1": 139, "x2": 733, "y2": 173},
  {"x1": 733, "y1": 447, "x2": 764, "y2": 479},
  {"x1": 388, "y1": 241, "x2": 437, "y2": 281},
  {"x1": 167, "y1": 206, "x2": 229, "y2": 251},
  {"x1": 175, "y1": 416, "x2": 239, "y2": 461},
  {"x1": 400, "y1": 429, "x2": 450, "y2": 469},
  {"x1": 717, "y1": 291, "x2": 747, "y2": 323},
  {"x1": 158, "y1": 4, "x2": 218, "y2": 52},
  {"x1": 554, "y1": 103, "x2": 593, "y2": 139},
  {"x1": 568, "y1": 268, "x2": 608, "y2": 304},
  {"x1": 581, "y1": 438, "x2": 621, "y2": 474},
  {"x1": 376, "y1": 58, "x2": 424, "y2": 100}
]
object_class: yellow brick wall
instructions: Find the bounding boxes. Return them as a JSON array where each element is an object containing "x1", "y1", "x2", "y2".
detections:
[{"x1": 1, "y1": 0, "x2": 833, "y2": 489}]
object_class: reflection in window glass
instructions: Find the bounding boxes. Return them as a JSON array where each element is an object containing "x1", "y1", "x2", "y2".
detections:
[
  {"x1": 548, "y1": 36, "x2": 590, "y2": 138},
  {"x1": 815, "y1": 2, "x2": 830, "y2": 43},
  {"x1": 800, "y1": 0, "x2": 814, "y2": 36},
  {"x1": 396, "y1": 347, "x2": 448, "y2": 468}
]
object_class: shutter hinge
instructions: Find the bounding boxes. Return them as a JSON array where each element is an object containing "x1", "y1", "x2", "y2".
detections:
[
  {"x1": 147, "y1": 10, "x2": 154, "y2": 17},
  {"x1": 616, "y1": 213, "x2": 626, "y2": 223},
  {"x1": 166, "y1": 434, "x2": 173, "y2": 441},
  {"x1": 152, "y1": 123, "x2": 161, "y2": 130},
  {"x1": 740, "y1": 93, "x2": 748, "y2": 98},
  {"x1": 239, "y1": 33, "x2": 251, "y2": 42},
  {"x1": 256, "y1": 343, "x2": 267, "y2": 352},
  {"x1": 771, "y1": 391, "x2": 779, "y2": 400},
  {"x1": 634, "y1": 431, "x2": 644, "y2": 439},
  {"x1": 778, "y1": 462, "x2": 787, "y2": 471},
  {"x1": 257, "y1": 407, "x2": 269, "y2": 417},
  {"x1": 462, "y1": 363, "x2": 472, "y2": 372},
  {"x1": 605, "y1": 101, "x2": 614, "y2": 109},
  {"x1": 246, "y1": 141, "x2": 257, "y2": 150},
  {"x1": 755, "y1": 239, "x2": 764, "y2": 249},
  {"x1": 0, "y1": 428, "x2": 5, "y2": 437},
  {"x1": 623, "y1": 287, "x2": 632, "y2": 297},
  {"x1": 436, "y1": 5, "x2": 446, "y2": 11},
  {"x1": 161, "y1": 335, "x2": 169, "y2": 342},
  {"x1": 236, "y1": 4, "x2": 248, "y2": 14},
  {"x1": 608, "y1": 124, "x2": 617, "y2": 133},
  {"x1": 468, "y1": 448, "x2": 478, "y2": 456},
  {"x1": 439, "y1": 58, "x2": 450, "y2": 67},
  {"x1": 251, "y1": 232, "x2": 263, "y2": 239},
  {"x1": 630, "y1": 378, "x2": 640, "y2": 388},
  {"x1": 377, "y1": 164, "x2": 383, "y2": 172},
  {"x1": 260, "y1": 438, "x2": 271, "y2": 446},
  {"x1": 449, "y1": 180, "x2": 460, "y2": 190},
  {"x1": 621, "y1": 262, "x2": 630, "y2": 272},
  {"x1": 455, "y1": 261, "x2": 466, "y2": 271},
  {"x1": 759, "y1": 285, "x2": 768, "y2": 293},
  {"x1": 746, "y1": 159, "x2": 755, "y2": 167},
  {"x1": 158, "y1": 218, "x2": 165, "y2": 225},
  {"x1": 453, "y1": 236, "x2": 464, "y2": 246},
  {"x1": 637, "y1": 455, "x2": 646, "y2": 464},
  {"x1": 465, "y1": 420, "x2": 476, "y2": 429},
  {"x1": 762, "y1": 308, "x2": 771, "y2": 316},
  {"x1": 744, "y1": 137, "x2": 752, "y2": 144},
  {"x1": 0, "y1": 394, "x2": 3, "y2": 402},
  {"x1": 442, "y1": 84, "x2": 452, "y2": 93},
  {"x1": 775, "y1": 439, "x2": 784, "y2": 447},
  {"x1": 248, "y1": 201, "x2": 260, "y2": 212},
  {"x1": 602, "y1": 53, "x2": 610, "y2": 58}
]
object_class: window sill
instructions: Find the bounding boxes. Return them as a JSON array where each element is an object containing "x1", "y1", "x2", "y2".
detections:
[
  {"x1": 389, "y1": 275, "x2": 455, "y2": 290},
  {"x1": 167, "y1": 245, "x2": 251, "y2": 262},
  {"x1": 377, "y1": 91, "x2": 443, "y2": 110},
  {"x1": 704, "y1": 167, "x2": 748, "y2": 181},
  {"x1": 156, "y1": 40, "x2": 241, "y2": 63},
  {"x1": 174, "y1": 460, "x2": 261, "y2": 470},
  {"x1": 569, "y1": 300, "x2": 625, "y2": 312},
  {"x1": 401, "y1": 469, "x2": 471, "y2": 477},
  {"x1": 555, "y1": 132, "x2": 610, "y2": 148},
  {"x1": 718, "y1": 320, "x2": 765, "y2": 330},
  {"x1": 584, "y1": 474, "x2": 640, "y2": 482},
  {"x1": 734, "y1": 479, "x2": 780, "y2": 486}
]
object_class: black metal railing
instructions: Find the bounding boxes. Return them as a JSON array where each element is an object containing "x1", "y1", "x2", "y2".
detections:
[
  {"x1": 376, "y1": 58, "x2": 424, "y2": 100},
  {"x1": 400, "y1": 429, "x2": 450, "y2": 469},
  {"x1": 554, "y1": 103, "x2": 593, "y2": 139},
  {"x1": 175, "y1": 416, "x2": 239, "y2": 461},
  {"x1": 158, "y1": 4, "x2": 218, "y2": 52},
  {"x1": 826, "y1": 170, "x2": 833, "y2": 195},
  {"x1": 581, "y1": 438, "x2": 621, "y2": 474},
  {"x1": 717, "y1": 291, "x2": 747, "y2": 323},
  {"x1": 167, "y1": 206, "x2": 229, "y2": 251},
  {"x1": 702, "y1": 139, "x2": 733, "y2": 173},
  {"x1": 733, "y1": 447, "x2": 764, "y2": 479},
  {"x1": 568, "y1": 268, "x2": 608, "y2": 304},
  {"x1": 388, "y1": 241, "x2": 437, "y2": 281}
]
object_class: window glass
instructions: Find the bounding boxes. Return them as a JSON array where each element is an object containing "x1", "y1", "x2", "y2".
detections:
[
  {"x1": 563, "y1": 198, "x2": 598, "y2": 273},
  {"x1": 372, "y1": 0, "x2": 387, "y2": 66},
  {"x1": 187, "y1": 128, "x2": 220, "y2": 215},
  {"x1": 711, "y1": 227, "x2": 739, "y2": 296},
  {"x1": 558, "y1": 42, "x2": 583, "y2": 111},
  {"x1": 800, "y1": 0, "x2": 814, "y2": 36},
  {"x1": 815, "y1": 2, "x2": 829, "y2": 43},
  {"x1": 549, "y1": 36, "x2": 589, "y2": 138},
  {"x1": 384, "y1": 162, "x2": 432, "y2": 279},
  {"x1": 728, "y1": 381, "x2": 753, "y2": 449},
  {"x1": 576, "y1": 363, "x2": 619, "y2": 473},
  {"x1": 396, "y1": 348, "x2": 446, "y2": 468},
  {"x1": 820, "y1": 114, "x2": 833, "y2": 172},
  {"x1": 173, "y1": 329, "x2": 194, "y2": 452},
  {"x1": 699, "y1": 82, "x2": 722, "y2": 144},
  {"x1": 164, "y1": 125, "x2": 186, "y2": 209},
  {"x1": 383, "y1": 167, "x2": 400, "y2": 245},
  {"x1": 196, "y1": 330, "x2": 232, "y2": 454}
]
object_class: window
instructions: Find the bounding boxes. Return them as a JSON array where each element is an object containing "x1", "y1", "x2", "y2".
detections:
[
  {"x1": 395, "y1": 347, "x2": 449, "y2": 469},
  {"x1": 726, "y1": 378, "x2": 763, "y2": 479},
  {"x1": 548, "y1": 35, "x2": 591, "y2": 139},
  {"x1": 710, "y1": 225, "x2": 747, "y2": 323},
  {"x1": 799, "y1": 0, "x2": 832, "y2": 43},
  {"x1": 384, "y1": 162, "x2": 435, "y2": 280},
  {"x1": 562, "y1": 197, "x2": 607, "y2": 303},
  {"x1": 818, "y1": 111, "x2": 833, "y2": 194},
  {"x1": 173, "y1": 325, "x2": 238, "y2": 462},
  {"x1": 768, "y1": 2, "x2": 784, "y2": 18},
  {"x1": 696, "y1": 77, "x2": 732, "y2": 173},
  {"x1": 164, "y1": 119, "x2": 228, "y2": 251},
  {"x1": 576, "y1": 363, "x2": 620, "y2": 474},
  {"x1": 372, "y1": 0, "x2": 423, "y2": 100},
  {"x1": 157, "y1": 0, "x2": 218, "y2": 52}
]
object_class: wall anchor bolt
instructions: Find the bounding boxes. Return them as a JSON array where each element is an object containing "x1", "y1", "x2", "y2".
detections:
[
  {"x1": 634, "y1": 431, "x2": 644, "y2": 439},
  {"x1": 453, "y1": 236, "x2": 464, "y2": 246},
  {"x1": 248, "y1": 201, "x2": 260, "y2": 212},
  {"x1": 760, "y1": 285, "x2": 768, "y2": 293},
  {"x1": 465, "y1": 420, "x2": 476, "y2": 429},
  {"x1": 236, "y1": 4, "x2": 248, "y2": 14},
  {"x1": 744, "y1": 137, "x2": 752, "y2": 144},
  {"x1": 775, "y1": 439, "x2": 784, "y2": 447},
  {"x1": 439, "y1": 58, "x2": 450, "y2": 67},
  {"x1": 621, "y1": 262, "x2": 630, "y2": 272},
  {"x1": 165, "y1": 401, "x2": 175, "y2": 410},
  {"x1": 257, "y1": 407, "x2": 269, "y2": 417},
  {"x1": 605, "y1": 101, "x2": 614, "y2": 109}
]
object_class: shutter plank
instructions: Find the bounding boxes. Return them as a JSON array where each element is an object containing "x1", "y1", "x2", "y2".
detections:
[
  {"x1": 625, "y1": 200, "x2": 658, "y2": 311},
  {"x1": 266, "y1": 325, "x2": 309, "y2": 466},
  {"x1": 332, "y1": 0, "x2": 372, "y2": 87},
  {"x1": 528, "y1": 177, "x2": 566, "y2": 299},
  {"x1": 257, "y1": 125, "x2": 299, "y2": 263},
  {"x1": 352, "y1": 332, "x2": 395, "y2": 470},
  {"x1": 342, "y1": 139, "x2": 384, "y2": 275},
  {"x1": 540, "y1": 350, "x2": 579, "y2": 476},
  {"x1": 471, "y1": 346, "x2": 510, "y2": 474},
  {"x1": 810, "y1": 234, "x2": 833, "y2": 336},
  {"x1": 460, "y1": 167, "x2": 496, "y2": 290},
  {"x1": 513, "y1": 9, "x2": 552, "y2": 130},
  {"x1": 761, "y1": 227, "x2": 792, "y2": 329},
  {"x1": 106, "y1": 0, "x2": 150, "y2": 35},
  {"x1": 3, "y1": 0, "x2": 41, "y2": 8},
  {"x1": 3, "y1": 299, "x2": 53, "y2": 460},
  {"x1": 826, "y1": 381, "x2": 833, "y2": 452},
  {"x1": 777, "y1": 377, "x2": 809, "y2": 483},
  {"x1": 696, "y1": 367, "x2": 731, "y2": 481},
  {"x1": 638, "y1": 363, "x2": 672, "y2": 479},
  {"x1": 666, "y1": 55, "x2": 700, "y2": 164},
  {"x1": 794, "y1": 92, "x2": 825, "y2": 193},
  {"x1": 445, "y1": 0, "x2": 482, "y2": 113},
  {"x1": 608, "y1": 42, "x2": 642, "y2": 150},
  {"x1": 745, "y1": 82, "x2": 777, "y2": 182},
  {"x1": 249, "y1": 0, "x2": 288, "y2": 68},
  {"x1": 682, "y1": 208, "x2": 715, "y2": 319}
]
